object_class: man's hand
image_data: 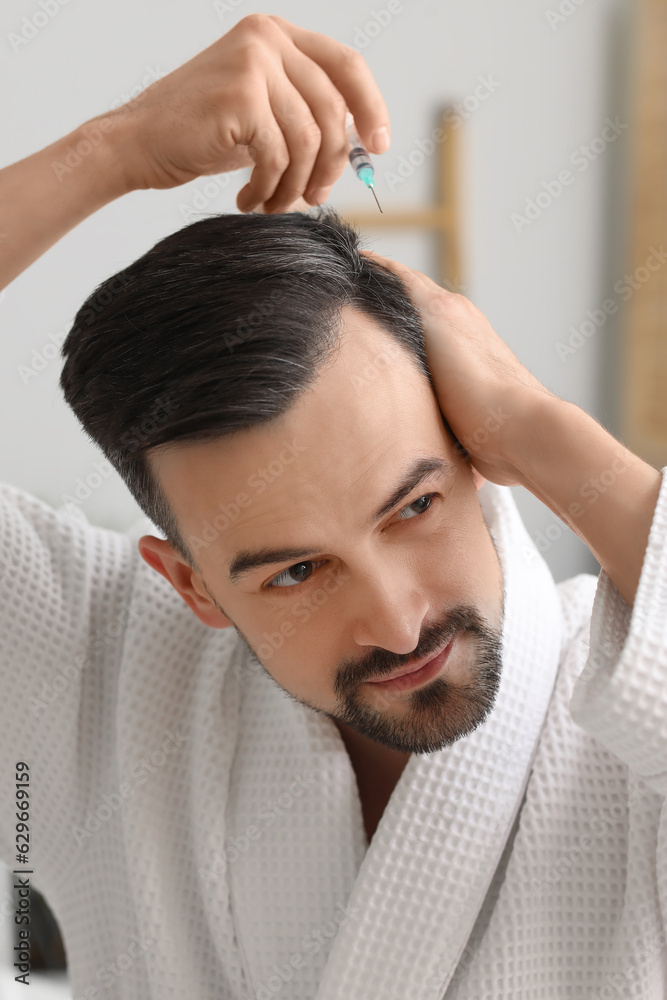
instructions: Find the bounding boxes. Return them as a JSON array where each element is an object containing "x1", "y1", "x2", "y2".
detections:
[
  {"x1": 365, "y1": 250, "x2": 663, "y2": 607},
  {"x1": 105, "y1": 13, "x2": 390, "y2": 213},
  {"x1": 362, "y1": 250, "x2": 557, "y2": 488},
  {"x1": 0, "y1": 14, "x2": 389, "y2": 287}
]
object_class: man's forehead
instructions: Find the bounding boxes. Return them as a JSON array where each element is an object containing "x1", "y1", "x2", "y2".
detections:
[
  {"x1": 154, "y1": 401, "x2": 450, "y2": 533},
  {"x1": 149, "y1": 310, "x2": 447, "y2": 558}
]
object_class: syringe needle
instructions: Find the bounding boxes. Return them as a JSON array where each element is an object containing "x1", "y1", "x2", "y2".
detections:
[{"x1": 345, "y1": 111, "x2": 384, "y2": 212}]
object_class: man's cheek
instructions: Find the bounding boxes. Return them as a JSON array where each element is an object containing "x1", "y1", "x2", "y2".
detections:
[{"x1": 290, "y1": 600, "x2": 310, "y2": 624}]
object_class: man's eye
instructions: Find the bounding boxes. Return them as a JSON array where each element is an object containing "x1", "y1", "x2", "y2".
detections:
[
  {"x1": 395, "y1": 493, "x2": 436, "y2": 520},
  {"x1": 263, "y1": 493, "x2": 439, "y2": 592},
  {"x1": 264, "y1": 560, "x2": 326, "y2": 591}
]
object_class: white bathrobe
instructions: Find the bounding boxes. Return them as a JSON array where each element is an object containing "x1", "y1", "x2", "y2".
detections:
[{"x1": 0, "y1": 470, "x2": 665, "y2": 999}]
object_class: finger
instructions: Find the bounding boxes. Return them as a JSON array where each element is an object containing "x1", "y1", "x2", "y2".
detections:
[
  {"x1": 235, "y1": 93, "x2": 292, "y2": 212},
  {"x1": 361, "y1": 252, "x2": 463, "y2": 328},
  {"x1": 276, "y1": 49, "x2": 350, "y2": 204},
  {"x1": 260, "y1": 81, "x2": 323, "y2": 213},
  {"x1": 267, "y1": 15, "x2": 390, "y2": 154},
  {"x1": 362, "y1": 250, "x2": 452, "y2": 296},
  {"x1": 362, "y1": 250, "x2": 428, "y2": 288}
]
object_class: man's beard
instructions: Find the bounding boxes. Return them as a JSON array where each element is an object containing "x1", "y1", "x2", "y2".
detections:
[
  {"x1": 198, "y1": 464, "x2": 506, "y2": 756},
  {"x1": 230, "y1": 597, "x2": 505, "y2": 756},
  {"x1": 328, "y1": 603, "x2": 504, "y2": 754}
]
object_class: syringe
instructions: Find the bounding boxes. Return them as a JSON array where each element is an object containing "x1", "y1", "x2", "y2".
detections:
[{"x1": 345, "y1": 111, "x2": 383, "y2": 213}]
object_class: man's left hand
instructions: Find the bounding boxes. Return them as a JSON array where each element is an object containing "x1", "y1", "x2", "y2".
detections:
[
  {"x1": 364, "y1": 250, "x2": 663, "y2": 608},
  {"x1": 362, "y1": 250, "x2": 557, "y2": 489}
]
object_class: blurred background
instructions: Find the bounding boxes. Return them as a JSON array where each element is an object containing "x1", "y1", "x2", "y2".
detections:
[{"x1": 1, "y1": 0, "x2": 665, "y2": 994}]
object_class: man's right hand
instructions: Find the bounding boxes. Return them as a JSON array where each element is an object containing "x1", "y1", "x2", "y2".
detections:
[
  {"x1": 0, "y1": 14, "x2": 389, "y2": 289},
  {"x1": 104, "y1": 13, "x2": 390, "y2": 213}
]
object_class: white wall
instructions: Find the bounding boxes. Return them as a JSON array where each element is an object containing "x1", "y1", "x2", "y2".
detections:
[{"x1": 0, "y1": 0, "x2": 636, "y2": 581}]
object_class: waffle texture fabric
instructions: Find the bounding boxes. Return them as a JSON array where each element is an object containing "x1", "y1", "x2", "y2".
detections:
[{"x1": 0, "y1": 472, "x2": 666, "y2": 1000}]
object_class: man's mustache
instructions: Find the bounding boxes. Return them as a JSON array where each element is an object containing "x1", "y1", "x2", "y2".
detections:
[{"x1": 333, "y1": 604, "x2": 492, "y2": 693}]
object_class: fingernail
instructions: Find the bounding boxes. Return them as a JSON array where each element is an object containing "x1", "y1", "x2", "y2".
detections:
[{"x1": 372, "y1": 126, "x2": 390, "y2": 153}]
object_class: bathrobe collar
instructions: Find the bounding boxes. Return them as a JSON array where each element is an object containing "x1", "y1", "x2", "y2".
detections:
[{"x1": 227, "y1": 483, "x2": 563, "y2": 1000}]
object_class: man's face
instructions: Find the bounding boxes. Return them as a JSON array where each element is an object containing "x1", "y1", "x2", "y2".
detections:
[{"x1": 140, "y1": 305, "x2": 505, "y2": 754}]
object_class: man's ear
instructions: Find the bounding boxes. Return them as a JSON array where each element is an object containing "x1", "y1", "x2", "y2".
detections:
[{"x1": 137, "y1": 534, "x2": 233, "y2": 629}]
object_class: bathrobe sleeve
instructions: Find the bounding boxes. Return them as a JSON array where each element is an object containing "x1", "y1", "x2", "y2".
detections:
[
  {"x1": 567, "y1": 467, "x2": 667, "y2": 799},
  {"x1": 0, "y1": 482, "x2": 138, "y2": 894}
]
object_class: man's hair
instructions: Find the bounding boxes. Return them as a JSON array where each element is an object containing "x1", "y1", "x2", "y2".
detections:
[{"x1": 59, "y1": 206, "x2": 436, "y2": 571}]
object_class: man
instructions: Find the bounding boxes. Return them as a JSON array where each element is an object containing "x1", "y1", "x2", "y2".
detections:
[{"x1": 1, "y1": 13, "x2": 665, "y2": 1000}]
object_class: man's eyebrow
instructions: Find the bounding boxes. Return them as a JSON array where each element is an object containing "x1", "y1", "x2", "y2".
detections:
[{"x1": 227, "y1": 455, "x2": 454, "y2": 585}]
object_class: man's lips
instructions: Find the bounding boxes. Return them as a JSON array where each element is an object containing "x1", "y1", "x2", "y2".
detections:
[{"x1": 365, "y1": 634, "x2": 457, "y2": 686}]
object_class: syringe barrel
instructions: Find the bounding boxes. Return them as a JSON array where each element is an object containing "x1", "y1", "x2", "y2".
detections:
[
  {"x1": 349, "y1": 146, "x2": 373, "y2": 176},
  {"x1": 345, "y1": 111, "x2": 375, "y2": 182}
]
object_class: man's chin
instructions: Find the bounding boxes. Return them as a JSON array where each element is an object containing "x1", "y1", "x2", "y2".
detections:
[
  {"x1": 344, "y1": 685, "x2": 452, "y2": 755},
  {"x1": 335, "y1": 644, "x2": 503, "y2": 754}
]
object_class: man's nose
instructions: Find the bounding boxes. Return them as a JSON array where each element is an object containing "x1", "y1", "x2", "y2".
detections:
[{"x1": 348, "y1": 565, "x2": 429, "y2": 655}]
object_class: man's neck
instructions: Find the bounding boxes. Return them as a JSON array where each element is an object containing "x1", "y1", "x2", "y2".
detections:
[{"x1": 334, "y1": 719, "x2": 411, "y2": 842}]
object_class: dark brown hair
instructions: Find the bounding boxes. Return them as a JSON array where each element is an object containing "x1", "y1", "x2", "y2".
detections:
[{"x1": 59, "y1": 206, "x2": 434, "y2": 568}]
